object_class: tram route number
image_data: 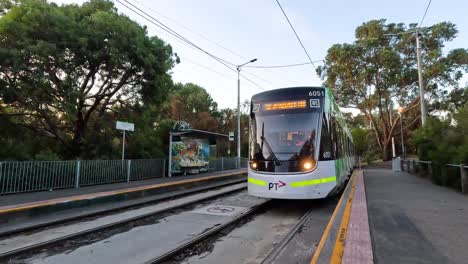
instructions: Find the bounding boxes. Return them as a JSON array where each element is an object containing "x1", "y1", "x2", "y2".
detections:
[
  {"x1": 268, "y1": 180, "x2": 286, "y2": 191},
  {"x1": 309, "y1": 90, "x2": 325, "y2": 97}
]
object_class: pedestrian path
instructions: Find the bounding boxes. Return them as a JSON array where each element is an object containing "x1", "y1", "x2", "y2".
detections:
[{"x1": 364, "y1": 169, "x2": 468, "y2": 264}]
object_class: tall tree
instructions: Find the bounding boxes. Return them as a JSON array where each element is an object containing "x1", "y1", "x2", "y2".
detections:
[
  {"x1": 0, "y1": 0, "x2": 177, "y2": 158},
  {"x1": 317, "y1": 19, "x2": 468, "y2": 160}
]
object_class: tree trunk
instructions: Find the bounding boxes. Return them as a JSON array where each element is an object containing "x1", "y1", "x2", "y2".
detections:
[{"x1": 382, "y1": 140, "x2": 391, "y2": 161}]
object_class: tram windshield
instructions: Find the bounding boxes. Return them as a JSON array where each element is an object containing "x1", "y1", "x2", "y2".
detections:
[{"x1": 249, "y1": 112, "x2": 321, "y2": 163}]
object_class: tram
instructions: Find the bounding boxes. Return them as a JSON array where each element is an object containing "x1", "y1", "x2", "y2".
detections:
[{"x1": 248, "y1": 87, "x2": 354, "y2": 199}]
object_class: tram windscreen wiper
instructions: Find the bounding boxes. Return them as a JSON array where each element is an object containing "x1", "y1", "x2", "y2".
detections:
[{"x1": 260, "y1": 122, "x2": 279, "y2": 162}]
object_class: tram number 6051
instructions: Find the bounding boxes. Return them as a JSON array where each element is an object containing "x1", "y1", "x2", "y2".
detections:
[{"x1": 309, "y1": 91, "x2": 325, "y2": 97}]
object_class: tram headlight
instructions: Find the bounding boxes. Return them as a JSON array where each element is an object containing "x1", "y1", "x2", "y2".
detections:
[
  {"x1": 302, "y1": 160, "x2": 315, "y2": 171},
  {"x1": 250, "y1": 161, "x2": 258, "y2": 170}
]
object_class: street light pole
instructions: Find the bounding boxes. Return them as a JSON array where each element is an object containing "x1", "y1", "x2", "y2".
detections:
[
  {"x1": 236, "y1": 58, "x2": 257, "y2": 168},
  {"x1": 416, "y1": 29, "x2": 427, "y2": 126}
]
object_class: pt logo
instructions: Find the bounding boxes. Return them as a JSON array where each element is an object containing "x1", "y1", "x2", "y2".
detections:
[{"x1": 268, "y1": 180, "x2": 286, "y2": 191}]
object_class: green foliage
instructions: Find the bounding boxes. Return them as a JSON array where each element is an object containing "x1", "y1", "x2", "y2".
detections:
[
  {"x1": 411, "y1": 105, "x2": 468, "y2": 165},
  {"x1": 0, "y1": 0, "x2": 177, "y2": 158},
  {"x1": 351, "y1": 127, "x2": 368, "y2": 156},
  {"x1": 318, "y1": 19, "x2": 468, "y2": 161}
]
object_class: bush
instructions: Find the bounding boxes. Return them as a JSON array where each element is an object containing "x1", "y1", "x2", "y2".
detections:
[{"x1": 410, "y1": 104, "x2": 468, "y2": 189}]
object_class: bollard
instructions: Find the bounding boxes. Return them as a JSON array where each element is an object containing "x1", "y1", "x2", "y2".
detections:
[
  {"x1": 460, "y1": 164, "x2": 467, "y2": 194},
  {"x1": 75, "y1": 160, "x2": 81, "y2": 188}
]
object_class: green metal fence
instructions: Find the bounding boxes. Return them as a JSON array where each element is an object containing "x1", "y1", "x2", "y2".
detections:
[
  {"x1": 0, "y1": 157, "x2": 247, "y2": 195},
  {"x1": 0, "y1": 159, "x2": 165, "y2": 195}
]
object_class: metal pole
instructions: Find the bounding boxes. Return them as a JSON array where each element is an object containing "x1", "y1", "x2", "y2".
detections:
[
  {"x1": 126, "y1": 160, "x2": 131, "y2": 182},
  {"x1": 75, "y1": 160, "x2": 81, "y2": 188},
  {"x1": 168, "y1": 133, "x2": 173, "y2": 177},
  {"x1": 416, "y1": 30, "x2": 427, "y2": 126},
  {"x1": 399, "y1": 113, "x2": 405, "y2": 159},
  {"x1": 237, "y1": 67, "x2": 241, "y2": 166},
  {"x1": 122, "y1": 130, "x2": 126, "y2": 160}
]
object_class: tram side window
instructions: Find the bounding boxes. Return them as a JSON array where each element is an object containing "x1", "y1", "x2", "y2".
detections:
[
  {"x1": 331, "y1": 117, "x2": 341, "y2": 159},
  {"x1": 319, "y1": 113, "x2": 334, "y2": 160}
]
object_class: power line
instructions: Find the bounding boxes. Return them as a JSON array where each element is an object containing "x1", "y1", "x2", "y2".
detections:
[
  {"x1": 115, "y1": 0, "x2": 265, "y2": 91},
  {"x1": 419, "y1": 0, "x2": 433, "y2": 27},
  {"x1": 180, "y1": 57, "x2": 234, "y2": 80},
  {"x1": 244, "y1": 60, "x2": 323, "y2": 69},
  {"x1": 275, "y1": 0, "x2": 316, "y2": 69},
  {"x1": 131, "y1": 0, "x2": 248, "y2": 61},
  {"x1": 180, "y1": 57, "x2": 263, "y2": 91},
  {"x1": 116, "y1": 0, "x2": 234, "y2": 71},
  {"x1": 122, "y1": 0, "x2": 301, "y2": 86}
]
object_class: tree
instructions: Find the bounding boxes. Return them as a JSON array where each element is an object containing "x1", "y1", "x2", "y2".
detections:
[
  {"x1": 0, "y1": 0, "x2": 177, "y2": 158},
  {"x1": 166, "y1": 83, "x2": 219, "y2": 131},
  {"x1": 317, "y1": 19, "x2": 468, "y2": 160},
  {"x1": 351, "y1": 127, "x2": 368, "y2": 157}
]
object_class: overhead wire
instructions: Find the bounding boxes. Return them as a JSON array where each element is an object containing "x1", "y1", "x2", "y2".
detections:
[
  {"x1": 275, "y1": 0, "x2": 316, "y2": 69},
  {"x1": 125, "y1": 0, "x2": 305, "y2": 86},
  {"x1": 244, "y1": 60, "x2": 324, "y2": 69},
  {"x1": 419, "y1": 0, "x2": 433, "y2": 27},
  {"x1": 114, "y1": 0, "x2": 265, "y2": 91}
]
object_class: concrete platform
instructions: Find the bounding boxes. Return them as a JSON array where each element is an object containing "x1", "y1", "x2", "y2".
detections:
[
  {"x1": 310, "y1": 170, "x2": 374, "y2": 264},
  {"x1": 0, "y1": 169, "x2": 246, "y2": 235},
  {"x1": 311, "y1": 168, "x2": 468, "y2": 264},
  {"x1": 365, "y1": 169, "x2": 468, "y2": 264}
]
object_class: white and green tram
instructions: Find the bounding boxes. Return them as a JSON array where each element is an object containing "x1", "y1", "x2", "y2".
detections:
[{"x1": 248, "y1": 87, "x2": 355, "y2": 199}]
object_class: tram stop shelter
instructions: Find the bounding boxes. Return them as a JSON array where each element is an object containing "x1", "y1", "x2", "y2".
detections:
[{"x1": 168, "y1": 129, "x2": 229, "y2": 177}]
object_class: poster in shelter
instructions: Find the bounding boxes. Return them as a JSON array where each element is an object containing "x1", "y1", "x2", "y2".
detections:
[{"x1": 171, "y1": 138, "x2": 210, "y2": 172}]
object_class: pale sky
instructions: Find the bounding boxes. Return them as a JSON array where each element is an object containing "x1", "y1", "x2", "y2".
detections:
[{"x1": 54, "y1": 0, "x2": 468, "y2": 109}]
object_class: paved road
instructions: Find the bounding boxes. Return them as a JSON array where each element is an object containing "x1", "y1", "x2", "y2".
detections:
[{"x1": 364, "y1": 169, "x2": 468, "y2": 264}]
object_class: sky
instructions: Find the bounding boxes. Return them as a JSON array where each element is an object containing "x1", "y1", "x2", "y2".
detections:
[{"x1": 54, "y1": 0, "x2": 468, "y2": 109}]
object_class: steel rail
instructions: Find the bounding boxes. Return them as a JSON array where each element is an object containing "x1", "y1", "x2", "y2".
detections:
[
  {"x1": 0, "y1": 177, "x2": 246, "y2": 237},
  {"x1": 260, "y1": 209, "x2": 314, "y2": 264},
  {"x1": 0, "y1": 182, "x2": 247, "y2": 260},
  {"x1": 146, "y1": 200, "x2": 271, "y2": 264}
]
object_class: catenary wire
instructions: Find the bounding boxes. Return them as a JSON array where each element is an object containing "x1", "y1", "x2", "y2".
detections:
[
  {"x1": 419, "y1": 0, "x2": 433, "y2": 27},
  {"x1": 275, "y1": 0, "x2": 316, "y2": 69},
  {"x1": 120, "y1": 0, "x2": 304, "y2": 86},
  {"x1": 115, "y1": 0, "x2": 265, "y2": 91}
]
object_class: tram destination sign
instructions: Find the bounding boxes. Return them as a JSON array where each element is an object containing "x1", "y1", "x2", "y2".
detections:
[
  {"x1": 116, "y1": 121, "x2": 134, "y2": 131},
  {"x1": 264, "y1": 100, "x2": 307, "y2": 111}
]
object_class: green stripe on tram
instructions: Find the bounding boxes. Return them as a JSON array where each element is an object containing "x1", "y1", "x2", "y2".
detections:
[
  {"x1": 290, "y1": 176, "x2": 336, "y2": 187},
  {"x1": 248, "y1": 177, "x2": 267, "y2": 186}
]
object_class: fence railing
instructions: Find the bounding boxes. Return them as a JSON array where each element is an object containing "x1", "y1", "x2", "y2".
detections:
[
  {"x1": 0, "y1": 159, "x2": 165, "y2": 195},
  {"x1": 401, "y1": 159, "x2": 468, "y2": 194},
  {"x1": 208, "y1": 157, "x2": 249, "y2": 171},
  {"x1": 0, "y1": 157, "x2": 248, "y2": 195}
]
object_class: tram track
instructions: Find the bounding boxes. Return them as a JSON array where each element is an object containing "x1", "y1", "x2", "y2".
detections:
[
  {"x1": 259, "y1": 209, "x2": 314, "y2": 264},
  {"x1": 0, "y1": 177, "x2": 246, "y2": 238},
  {"x1": 147, "y1": 200, "x2": 271, "y2": 264},
  {"x1": 0, "y1": 180, "x2": 248, "y2": 262}
]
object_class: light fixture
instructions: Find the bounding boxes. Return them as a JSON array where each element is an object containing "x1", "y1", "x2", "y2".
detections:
[
  {"x1": 303, "y1": 161, "x2": 313, "y2": 170},
  {"x1": 251, "y1": 161, "x2": 258, "y2": 170}
]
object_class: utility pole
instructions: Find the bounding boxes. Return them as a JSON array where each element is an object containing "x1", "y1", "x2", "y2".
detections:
[
  {"x1": 236, "y1": 58, "x2": 257, "y2": 167},
  {"x1": 416, "y1": 29, "x2": 427, "y2": 126}
]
